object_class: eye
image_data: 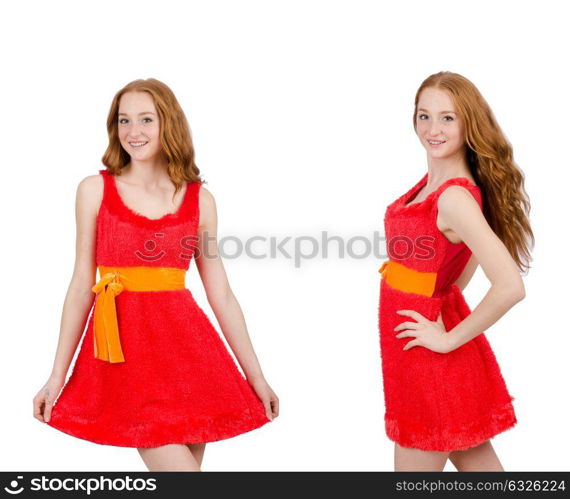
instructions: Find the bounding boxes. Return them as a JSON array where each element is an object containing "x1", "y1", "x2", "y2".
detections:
[
  {"x1": 418, "y1": 113, "x2": 428, "y2": 120},
  {"x1": 118, "y1": 118, "x2": 128, "y2": 124},
  {"x1": 143, "y1": 117, "x2": 152, "y2": 123},
  {"x1": 443, "y1": 115, "x2": 454, "y2": 121}
]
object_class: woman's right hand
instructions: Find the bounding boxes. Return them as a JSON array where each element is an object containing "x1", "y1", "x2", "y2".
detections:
[{"x1": 33, "y1": 375, "x2": 65, "y2": 423}]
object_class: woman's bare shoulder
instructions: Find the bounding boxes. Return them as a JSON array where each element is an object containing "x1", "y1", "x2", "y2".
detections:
[
  {"x1": 76, "y1": 173, "x2": 104, "y2": 216},
  {"x1": 197, "y1": 184, "x2": 217, "y2": 229},
  {"x1": 198, "y1": 184, "x2": 215, "y2": 211}
]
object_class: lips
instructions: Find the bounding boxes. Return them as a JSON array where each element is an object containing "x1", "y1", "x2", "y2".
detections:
[{"x1": 129, "y1": 141, "x2": 148, "y2": 148}]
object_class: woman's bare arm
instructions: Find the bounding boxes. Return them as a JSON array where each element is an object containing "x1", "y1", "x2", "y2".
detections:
[
  {"x1": 50, "y1": 175, "x2": 102, "y2": 379},
  {"x1": 33, "y1": 174, "x2": 102, "y2": 422},
  {"x1": 453, "y1": 253, "x2": 478, "y2": 292},
  {"x1": 195, "y1": 186, "x2": 266, "y2": 381},
  {"x1": 194, "y1": 186, "x2": 278, "y2": 420},
  {"x1": 437, "y1": 186, "x2": 526, "y2": 350}
]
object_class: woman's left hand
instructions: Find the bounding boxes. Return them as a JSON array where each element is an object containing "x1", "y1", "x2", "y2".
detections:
[
  {"x1": 394, "y1": 309, "x2": 455, "y2": 353},
  {"x1": 249, "y1": 377, "x2": 279, "y2": 422}
]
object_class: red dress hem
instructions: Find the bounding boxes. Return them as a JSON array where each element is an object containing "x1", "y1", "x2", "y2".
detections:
[
  {"x1": 46, "y1": 408, "x2": 270, "y2": 448},
  {"x1": 385, "y1": 399, "x2": 517, "y2": 452}
]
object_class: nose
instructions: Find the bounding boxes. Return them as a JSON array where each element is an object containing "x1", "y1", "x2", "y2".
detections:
[
  {"x1": 429, "y1": 120, "x2": 442, "y2": 137},
  {"x1": 127, "y1": 122, "x2": 144, "y2": 139}
]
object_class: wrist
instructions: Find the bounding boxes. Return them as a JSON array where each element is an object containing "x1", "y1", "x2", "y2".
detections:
[
  {"x1": 50, "y1": 370, "x2": 66, "y2": 383},
  {"x1": 445, "y1": 330, "x2": 460, "y2": 352},
  {"x1": 246, "y1": 372, "x2": 266, "y2": 384}
]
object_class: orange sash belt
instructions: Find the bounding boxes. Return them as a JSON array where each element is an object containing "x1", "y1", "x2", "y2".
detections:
[
  {"x1": 91, "y1": 266, "x2": 186, "y2": 363},
  {"x1": 378, "y1": 260, "x2": 437, "y2": 297}
]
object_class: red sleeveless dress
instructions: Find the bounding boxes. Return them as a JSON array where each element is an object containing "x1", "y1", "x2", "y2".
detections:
[
  {"x1": 378, "y1": 173, "x2": 517, "y2": 452},
  {"x1": 47, "y1": 169, "x2": 269, "y2": 447}
]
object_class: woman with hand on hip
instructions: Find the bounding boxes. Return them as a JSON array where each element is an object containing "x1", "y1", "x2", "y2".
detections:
[{"x1": 378, "y1": 71, "x2": 532, "y2": 471}]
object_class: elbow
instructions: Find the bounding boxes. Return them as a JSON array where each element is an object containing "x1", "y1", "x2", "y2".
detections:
[
  {"x1": 504, "y1": 280, "x2": 526, "y2": 304},
  {"x1": 206, "y1": 286, "x2": 234, "y2": 311},
  {"x1": 511, "y1": 274, "x2": 526, "y2": 302},
  {"x1": 513, "y1": 281, "x2": 526, "y2": 302},
  {"x1": 69, "y1": 278, "x2": 96, "y2": 301},
  {"x1": 491, "y1": 277, "x2": 525, "y2": 306}
]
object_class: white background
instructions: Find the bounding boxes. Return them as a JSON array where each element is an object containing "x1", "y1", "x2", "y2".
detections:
[{"x1": 1, "y1": 0, "x2": 568, "y2": 471}]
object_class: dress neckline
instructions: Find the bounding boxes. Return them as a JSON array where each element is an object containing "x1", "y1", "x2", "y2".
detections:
[
  {"x1": 99, "y1": 169, "x2": 198, "y2": 228},
  {"x1": 110, "y1": 171, "x2": 190, "y2": 222},
  {"x1": 402, "y1": 173, "x2": 479, "y2": 208}
]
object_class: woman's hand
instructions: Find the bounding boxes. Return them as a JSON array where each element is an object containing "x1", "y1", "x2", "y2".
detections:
[
  {"x1": 249, "y1": 377, "x2": 279, "y2": 422},
  {"x1": 33, "y1": 375, "x2": 65, "y2": 423},
  {"x1": 394, "y1": 309, "x2": 455, "y2": 353}
]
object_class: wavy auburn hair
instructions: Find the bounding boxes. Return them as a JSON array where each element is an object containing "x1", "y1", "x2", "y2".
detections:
[
  {"x1": 413, "y1": 71, "x2": 534, "y2": 274},
  {"x1": 101, "y1": 78, "x2": 203, "y2": 201}
]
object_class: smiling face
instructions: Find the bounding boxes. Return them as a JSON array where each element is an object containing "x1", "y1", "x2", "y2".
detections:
[
  {"x1": 117, "y1": 91, "x2": 163, "y2": 162},
  {"x1": 415, "y1": 87, "x2": 466, "y2": 160}
]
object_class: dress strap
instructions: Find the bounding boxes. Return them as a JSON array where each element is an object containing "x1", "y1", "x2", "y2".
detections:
[
  {"x1": 430, "y1": 177, "x2": 483, "y2": 212},
  {"x1": 98, "y1": 168, "x2": 113, "y2": 215},
  {"x1": 185, "y1": 180, "x2": 202, "y2": 232}
]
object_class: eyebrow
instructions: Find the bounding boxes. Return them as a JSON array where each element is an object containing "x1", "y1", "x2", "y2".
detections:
[
  {"x1": 418, "y1": 108, "x2": 456, "y2": 114},
  {"x1": 118, "y1": 111, "x2": 156, "y2": 116}
]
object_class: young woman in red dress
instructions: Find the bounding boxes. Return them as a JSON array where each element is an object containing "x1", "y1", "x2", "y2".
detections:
[
  {"x1": 378, "y1": 71, "x2": 533, "y2": 471},
  {"x1": 33, "y1": 78, "x2": 279, "y2": 471}
]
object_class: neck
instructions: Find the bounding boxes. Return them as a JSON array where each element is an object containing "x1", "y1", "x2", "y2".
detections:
[
  {"x1": 425, "y1": 150, "x2": 471, "y2": 186},
  {"x1": 121, "y1": 157, "x2": 171, "y2": 188}
]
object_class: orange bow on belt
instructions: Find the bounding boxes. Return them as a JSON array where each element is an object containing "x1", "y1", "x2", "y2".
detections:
[
  {"x1": 378, "y1": 260, "x2": 437, "y2": 297},
  {"x1": 91, "y1": 266, "x2": 187, "y2": 363},
  {"x1": 91, "y1": 272, "x2": 126, "y2": 363}
]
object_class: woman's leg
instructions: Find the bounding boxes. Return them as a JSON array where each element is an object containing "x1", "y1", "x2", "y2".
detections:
[
  {"x1": 137, "y1": 444, "x2": 201, "y2": 471},
  {"x1": 448, "y1": 440, "x2": 504, "y2": 471},
  {"x1": 186, "y1": 443, "x2": 206, "y2": 467},
  {"x1": 394, "y1": 443, "x2": 450, "y2": 471}
]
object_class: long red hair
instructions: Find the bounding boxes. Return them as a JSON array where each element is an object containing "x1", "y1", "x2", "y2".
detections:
[{"x1": 413, "y1": 71, "x2": 534, "y2": 274}]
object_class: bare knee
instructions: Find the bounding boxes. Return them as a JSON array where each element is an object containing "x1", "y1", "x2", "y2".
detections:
[
  {"x1": 186, "y1": 442, "x2": 206, "y2": 466},
  {"x1": 137, "y1": 443, "x2": 201, "y2": 472},
  {"x1": 394, "y1": 443, "x2": 450, "y2": 471},
  {"x1": 449, "y1": 440, "x2": 504, "y2": 472}
]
